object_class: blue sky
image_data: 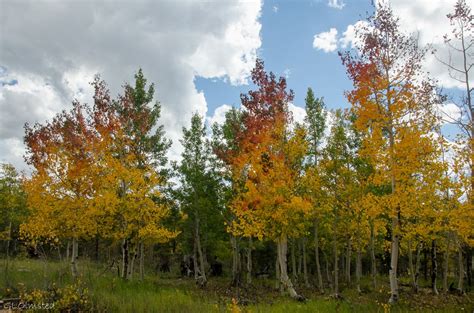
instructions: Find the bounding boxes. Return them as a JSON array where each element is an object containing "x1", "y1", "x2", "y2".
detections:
[
  {"x1": 197, "y1": 0, "x2": 373, "y2": 114},
  {"x1": 199, "y1": 0, "x2": 468, "y2": 140}
]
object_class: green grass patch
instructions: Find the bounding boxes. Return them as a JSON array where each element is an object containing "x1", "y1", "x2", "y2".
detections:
[{"x1": 1, "y1": 258, "x2": 472, "y2": 312}]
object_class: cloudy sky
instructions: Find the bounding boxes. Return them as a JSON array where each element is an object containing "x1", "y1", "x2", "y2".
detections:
[{"x1": 0, "y1": 0, "x2": 471, "y2": 171}]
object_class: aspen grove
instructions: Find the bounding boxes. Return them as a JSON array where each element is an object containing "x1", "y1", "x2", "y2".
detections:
[{"x1": 0, "y1": 1, "x2": 473, "y2": 309}]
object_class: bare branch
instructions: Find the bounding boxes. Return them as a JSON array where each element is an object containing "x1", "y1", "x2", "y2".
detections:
[{"x1": 434, "y1": 54, "x2": 465, "y2": 74}]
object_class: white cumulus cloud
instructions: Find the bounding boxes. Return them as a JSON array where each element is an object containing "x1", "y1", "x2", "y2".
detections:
[
  {"x1": 288, "y1": 103, "x2": 306, "y2": 126},
  {"x1": 339, "y1": 21, "x2": 369, "y2": 49},
  {"x1": 313, "y1": 28, "x2": 339, "y2": 53},
  {"x1": 207, "y1": 104, "x2": 233, "y2": 127},
  {"x1": 0, "y1": 0, "x2": 263, "y2": 171},
  {"x1": 336, "y1": 0, "x2": 471, "y2": 90},
  {"x1": 387, "y1": 0, "x2": 472, "y2": 89}
]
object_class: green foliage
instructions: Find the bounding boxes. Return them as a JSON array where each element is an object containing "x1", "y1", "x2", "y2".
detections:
[
  {"x1": 175, "y1": 113, "x2": 226, "y2": 254},
  {"x1": 304, "y1": 87, "x2": 326, "y2": 163},
  {"x1": 115, "y1": 68, "x2": 171, "y2": 172},
  {"x1": 0, "y1": 164, "x2": 27, "y2": 250}
]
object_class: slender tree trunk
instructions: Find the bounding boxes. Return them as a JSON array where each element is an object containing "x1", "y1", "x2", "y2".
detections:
[
  {"x1": 128, "y1": 243, "x2": 138, "y2": 279},
  {"x1": 467, "y1": 247, "x2": 472, "y2": 288},
  {"x1": 370, "y1": 223, "x2": 377, "y2": 289},
  {"x1": 6, "y1": 221, "x2": 12, "y2": 260},
  {"x1": 443, "y1": 240, "x2": 449, "y2": 293},
  {"x1": 5, "y1": 222, "x2": 12, "y2": 285},
  {"x1": 275, "y1": 251, "x2": 281, "y2": 291},
  {"x1": 408, "y1": 240, "x2": 416, "y2": 292},
  {"x1": 424, "y1": 248, "x2": 428, "y2": 281},
  {"x1": 203, "y1": 241, "x2": 208, "y2": 276},
  {"x1": 389, "y1": 216, "x2": 400, "y2": 303},
  {"x1": 247, "y1": 237, "x2": 252, "y2": 285},
  {"x1": 195, "y1": 215, "x2": 207, "y2": 286},
  {"x1": 314, "y1": 220, "x2": 324, "y2": 292},
  {"x1": 71, "y1": 237, "x2": 79, "y2": 279},
  {"x1": 13, "y1": 238, "x2": 17, "y2": 256},
  {"x1": 333, "y1": 235, "x2": 339, "y2": 297},
  {"x1": 277, "y1": 235, "x2": 300, "y2": 299},
  {"x1": 356, "y1": 245, "x2": 362, "y2": 293},
  {"x1": 345, "y1": 238, "x2": 351, "y2": 284},
  {"x1": 121, "y1": 239, "x2": 129, "y2": 280},
  {"x1": 302, "y1": 237, "x2": 309, "y2": 287},
  {"x1": 324, "y1": 252, "x2": 332, "y2": 291},
  {"x1": 95, "y1": 235, "x2": 99, "y2": 262},
  {"x1": 431, "y1": 240, "x2": 439, "y2": 295},
  {"x1": 230, "y1": 235, "x2": 241, "y2": 286},
  {"x1": 298, "y1": 239, "x2": 303, "y2": 277},
  {"x1": 129, "y1": 252, "x2": 134, "y2": 279},
  {"x1": 415, "y1": 243, "x2": 422, "y2": 293},
  {"x1": 139, "y1": 241, "x2": 144, "y2": 281},
  {"x1": 340, "y1": 253, "x2": 345, "y2": 281},
  {"x1": 193, "y1": 236, "x2": 199, "y2": 280},
  {"x1": 388, "y1": 124, "x2": 400, "y2": 303},
  {"x1": 66, "y1": 240, "x2": 70, "y2": 262},
  {"x1": 458, "y1": 245, "x2": 464, "y2": 292},
  {"x1": 291, "y1": 239, "x2": 297, "y2": 282},
  {"x1": 460, "y1": 23, "x2": 474, "y2": 252}
]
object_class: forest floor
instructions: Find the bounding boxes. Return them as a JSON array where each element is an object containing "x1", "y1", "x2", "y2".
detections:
[{"x1": 0, "y1": 258, "x2": 472, "y2": 312}]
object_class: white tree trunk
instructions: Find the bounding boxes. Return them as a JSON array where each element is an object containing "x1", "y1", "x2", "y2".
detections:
[
  {"x1": 139, "y1": 241, "x2": 145, "y2": 281},
  {"x1": 356, "y1": 245, "x2": 362, "y2": 293},
  {"x1": 121, "y1": 238, "x2": 129, "y2": 280},
  {"x1": 71, "y1": 237, "x2": 79, "y2": 279},
  {"x1": 458, "y1": 245, "x2": 464, "y2": 292},
  {"x1": 291, "y1": 239, "x2": 297, "y2": 282},
  {"x1": 333, "y1": 234, "x2": 339, "y2": 297},
  {"x1": 408, "y1": 241, "x2": 415, "y2": 291},
  {"x1": 275, "y1": 252, "x2": 281, "y2": 291},
  {"x1": 389, "y1": 216, "x2": 400, "y2": 303},
  {"x1": 370, "y1": 223, "x2": 377, "y2": 289},
  {"x1": 195, "y1": 215, "x2": 207, "y2": 286},
  {"x1": 193, "y1": 236, "x2": 199, "y2": 280},
  {"x1": 415, "y1": 243, "x2": 421, "y2": 292},
  {"x1": 231, "y1": 235, "x2": 241, "y2": 286},
  {"x1": 66, "y1": 240, "x2": 70, "y2": 262},
  {"x1": 443, "y1": 238, "x2": 449, "y2": 293},
  {"x1": 324, "y1": 252, "x2": 332, "y2": 291},
  {"x1": 277, "y1": 235, "x2": 300, "y2": 299},
  {"x1": 431, "y1": 240, "x2": 439, "y2": 295},
  {"x1": 345, "y1": 238, "x2": 351, "y2": 284},
  {"x1": 314, "y1": 220, "x2": 324, "y2": 292},
  {"x1": 302, "y1": 237, "x2": 309, "y2": 287},
  {"x1": 298, "y1": 239, "x2": 302, "y2": 277},
  {"x1": 388, "y1": 125, "x2": 400, "y2": 304},
  {"x1": 128, "y1": 243, "x2": 138, "y2": 279},
  {"x1": 247, "y1": 237, "x2": 252, "y2": 285}
]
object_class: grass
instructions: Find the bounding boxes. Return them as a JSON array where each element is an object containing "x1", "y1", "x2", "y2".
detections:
[{"x1": 1, "y1": 258, "x2": 473, "y2": 312}]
